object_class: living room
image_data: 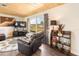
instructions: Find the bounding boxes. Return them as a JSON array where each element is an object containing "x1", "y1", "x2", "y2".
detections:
[{"x1": 0, "y1": 3, "x2": 79, "y2": 56}]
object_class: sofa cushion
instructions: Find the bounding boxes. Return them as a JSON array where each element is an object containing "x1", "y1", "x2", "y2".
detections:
[{"x1": 26, "y1": 32, "x2": 35, "y2": 38}]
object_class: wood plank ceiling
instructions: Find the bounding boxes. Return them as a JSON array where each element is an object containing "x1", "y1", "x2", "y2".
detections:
[{"x1": 0, "y1": 3, "x2": 63, "y2": 17}]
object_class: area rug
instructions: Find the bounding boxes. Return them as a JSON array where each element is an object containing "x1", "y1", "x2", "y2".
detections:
[{"x1": 0, "y1": 37, "x2": 18, "y2": 52}]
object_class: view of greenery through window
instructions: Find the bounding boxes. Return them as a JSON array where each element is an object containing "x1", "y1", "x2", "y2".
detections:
[{"x1": 30, "y1": 15, "x2": 44, "y2": 32}]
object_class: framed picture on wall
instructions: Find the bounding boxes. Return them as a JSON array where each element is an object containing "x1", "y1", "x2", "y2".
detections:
[{"x1": 50, "y1": 20, "x2": 57, "y2": 25}]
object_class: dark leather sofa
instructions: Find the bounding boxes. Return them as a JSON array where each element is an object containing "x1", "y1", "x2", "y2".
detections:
[{"x1": 17, "y1": 32, "x2": 44, "y2": 56}]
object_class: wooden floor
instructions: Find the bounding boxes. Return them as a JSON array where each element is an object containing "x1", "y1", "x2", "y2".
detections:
[{"x1": 0, "y1": 44, "x2": 66, "y2": 56}]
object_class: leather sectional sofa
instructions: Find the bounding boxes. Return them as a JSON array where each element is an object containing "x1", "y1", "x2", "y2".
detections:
[{"x1": 17, "y1": 32, "x2": 45, "y2": 56}]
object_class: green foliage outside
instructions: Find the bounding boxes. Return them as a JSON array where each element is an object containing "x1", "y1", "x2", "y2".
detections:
[{"x1": 30, "y1": 24, "x2": 44, "y2": 32}]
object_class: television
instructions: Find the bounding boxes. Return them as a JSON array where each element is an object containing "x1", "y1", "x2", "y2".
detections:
[{"x1": 14, "y1": 21, "x2": 26, "y2": 28}]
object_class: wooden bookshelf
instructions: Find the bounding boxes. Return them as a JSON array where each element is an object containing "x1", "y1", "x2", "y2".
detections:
[{"x1": 51, "y1": 30, "x2": 71, "y2": 55}]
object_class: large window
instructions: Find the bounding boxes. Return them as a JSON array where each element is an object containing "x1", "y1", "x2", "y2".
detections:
[
  {"x1": 30, "y1": 17, "x2": 37, "y2": 32},
  {"x1": 29, "y1": 15, "x2": 44, "y2": 33},
  {"x1": 36, "y1": 15, "x2": 44, "y2": 32}
]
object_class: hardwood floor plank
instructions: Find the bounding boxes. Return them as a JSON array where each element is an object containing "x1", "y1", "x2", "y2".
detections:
[{"x1": 0, "y1": 44, "x2": 66, "y2": 56}]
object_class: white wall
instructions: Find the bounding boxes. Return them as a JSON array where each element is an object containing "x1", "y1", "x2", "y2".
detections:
[
  {"x1": 25, "y1": 4, "x2": 79, "y2": 55},
  {"x1": 47, "y1": 3, "x2": 79, "y2": 55}
]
